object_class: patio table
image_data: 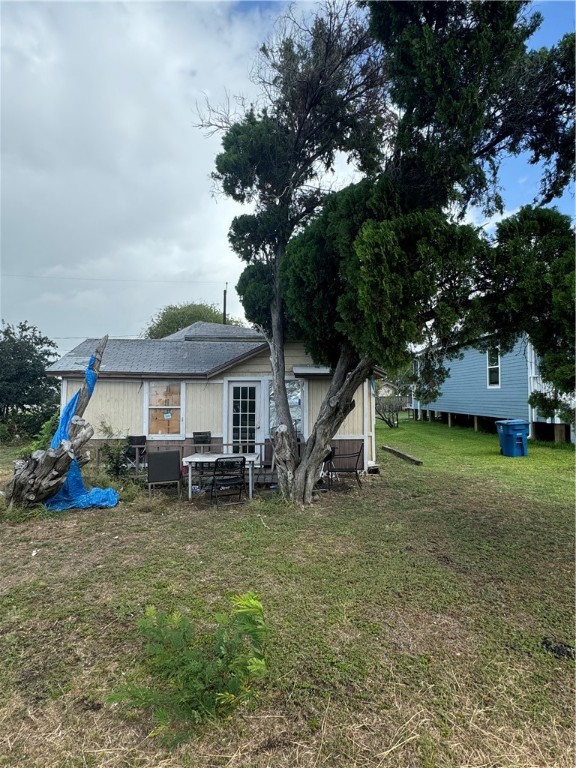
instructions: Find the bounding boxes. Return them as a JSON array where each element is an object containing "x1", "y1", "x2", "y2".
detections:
[{"x1": 182, "y1": 452, "x2": 260, "y2": 501}]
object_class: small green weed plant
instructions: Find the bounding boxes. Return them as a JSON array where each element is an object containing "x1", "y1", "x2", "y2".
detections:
[
  {"x1": 98, "y1": 421, "x2": 129, "y2": 479},
  {"x1": 110, "y1": 592, "x2": 268, "y2": 737}
]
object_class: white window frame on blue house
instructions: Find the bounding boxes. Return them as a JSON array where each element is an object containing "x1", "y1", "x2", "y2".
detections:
[{"x1": 487, "y1": 348, "x2": 501, "y2": 388}]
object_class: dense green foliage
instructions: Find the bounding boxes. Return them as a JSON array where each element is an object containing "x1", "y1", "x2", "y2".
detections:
[
  {"x1": 143, "y1": 302, "x2": 241, "y2": 339},
  {"x1": 366, "y1": 1, "x2": 574, "y2": 208},
  {"x1": 211, "y1": 1, "x2": 390, "y2": 280},
  {"x1": 209, "y1": 1, "x2": 574, "y2": 498},
  {"x1": 283, "y1": 177, "x2": 490, "y2": 401},
  {"x1": 235, "y1": 262, "x2": 276, "y2": 335},
  {"x1": 0, "y1": 321, "x2": 59, "y2": 440},
  {"x1": 110, "y1": 593, "x2": 267, "y2": 738},
  {"x1": 236, "y1": 2, "x2": 574, "y2": 356},
  {"x1": 282, "y1": 2, "x2": 574, "y2": 412},
  {"x1": 19, "y1": 413, "x2": 60, "y2": 457},
  {"x1": 99, "y1": 440, "x2": 130, "y2": 479},
  {"x1": 475, "y1": 206, "x2": 575, "y2": 416}
]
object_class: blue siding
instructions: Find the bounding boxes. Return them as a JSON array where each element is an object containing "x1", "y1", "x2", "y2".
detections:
[{"x1": 418, "y1": 340, "x2": 530, "y2": 420}]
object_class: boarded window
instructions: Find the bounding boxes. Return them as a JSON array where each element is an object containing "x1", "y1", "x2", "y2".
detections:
[{"x1": 148, "y1": 382, "x2": 181, "y2": 435}]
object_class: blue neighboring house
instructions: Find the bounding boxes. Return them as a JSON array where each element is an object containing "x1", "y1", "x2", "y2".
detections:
[{"x1": 410, "y1": 338, "x2": 573, "y2": 443}]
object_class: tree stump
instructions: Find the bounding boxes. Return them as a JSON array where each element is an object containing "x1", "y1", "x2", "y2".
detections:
[{"x1": 5, "y1": 336, "x2": 108, "y2": 508}]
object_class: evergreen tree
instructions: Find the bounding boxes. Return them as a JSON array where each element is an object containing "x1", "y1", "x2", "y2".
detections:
[
  {"x1": 474, "y1": 206, "x2": 575, "y2": 419},
  {"x1": 204, "y1": 0, "x2": 574, "y2": 502},
  {"x1": 0, "y1": 321, "x2": 59, "y2": 439}
]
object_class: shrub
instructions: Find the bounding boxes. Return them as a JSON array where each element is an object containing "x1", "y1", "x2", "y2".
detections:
[
  {"x1": 98, "y1": 421, "x2": 129, "y2": 479},
  {"x1": 0, "y1": 423, "x2": 11, "y2": 444},
  {"x1": 18, "y1": 413, "x2": 60, "y2": 457},
  {"x1": 109, "y1": 592, "x2": 268, "y2": 737}
]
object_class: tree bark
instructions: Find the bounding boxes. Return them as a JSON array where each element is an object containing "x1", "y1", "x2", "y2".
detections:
[
  {"x1": 268, "y1": 250, "x2": 299, "y2": 499},
  {"x1": 269, "y1": 332, "x2": 373, "y2": 505},
  {"x1": 290, "y1": 349, "x2": 373, "y2": 504},
  {"x1": 5, "y1": 336, "x2": 108, "y2": 508}
]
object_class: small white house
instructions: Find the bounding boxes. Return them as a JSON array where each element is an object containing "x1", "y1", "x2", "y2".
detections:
[{"x1": 47, "y1": 322, "x2": 378, "y2": 466}]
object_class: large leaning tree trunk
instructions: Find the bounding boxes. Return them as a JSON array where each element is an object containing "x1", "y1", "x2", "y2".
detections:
[
  {"x1": 5, "y1": 336, "x2": 108, "y2": 508},
  {"x1": 276, "y1": 343, "x2": 373, "y2": 505}
]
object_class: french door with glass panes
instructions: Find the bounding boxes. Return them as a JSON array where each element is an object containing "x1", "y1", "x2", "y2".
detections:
[{"x1": 228, "y1": 383, "x2": 262, "y2": 452}]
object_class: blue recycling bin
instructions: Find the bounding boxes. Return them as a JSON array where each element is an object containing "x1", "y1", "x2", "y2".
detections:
[{"x1": 495, "y1": 420, "x2": 529, "y2": 457}]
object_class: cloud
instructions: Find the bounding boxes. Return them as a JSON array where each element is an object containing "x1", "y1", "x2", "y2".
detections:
[
  {"x1": 1, "y1": 2, "x2": 284, "y2": 350},
  {"x1": 462, "y1": 206, "x2": 521, "y2": 236}
]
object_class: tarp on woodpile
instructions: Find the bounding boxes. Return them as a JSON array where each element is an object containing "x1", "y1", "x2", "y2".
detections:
[{"x1": 45, "y1": 355, "x2": 119, "y2": 511}]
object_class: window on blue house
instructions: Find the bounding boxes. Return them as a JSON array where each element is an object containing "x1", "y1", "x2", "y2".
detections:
[{"x1": 487, "y1": 348, "x2": 500, "y2": 387}]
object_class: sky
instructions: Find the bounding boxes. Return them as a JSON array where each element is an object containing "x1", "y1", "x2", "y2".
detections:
[{"x1": 1, "y1": 0, "x2": 574, "y2": 357}]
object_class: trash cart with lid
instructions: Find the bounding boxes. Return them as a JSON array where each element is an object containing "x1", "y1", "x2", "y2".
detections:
[{"x1": 495, "y1": 419, "x2": 529, "y2": 457}]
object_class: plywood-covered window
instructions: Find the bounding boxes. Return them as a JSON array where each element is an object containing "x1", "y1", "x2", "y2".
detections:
[{"x1": 148, "y1": 381, "x2": 182, "y2": 435}]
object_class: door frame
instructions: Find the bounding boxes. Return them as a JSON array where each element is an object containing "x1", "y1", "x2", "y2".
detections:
[{"x1": 223, "y1": 378, "x2": 265, "y2": 449}]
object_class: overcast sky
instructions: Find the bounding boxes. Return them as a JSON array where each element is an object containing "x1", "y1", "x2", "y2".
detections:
[{"x1": 1, "y1": 0, "x2": 574, "y2": 356}]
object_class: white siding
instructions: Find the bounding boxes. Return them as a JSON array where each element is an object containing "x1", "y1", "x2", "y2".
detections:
[
  {"x1": 225, "y1": 342, "x2": 316, "y2": 377},
  {"x1": 307, "y1": 379, "x2": 365, "y2": 436},
  {"x1": 65, "y1": 379, "x2": 144, "y2": 437},
  {"x1": 186, "y1": 382, "x2": 223, "y2": 435}
]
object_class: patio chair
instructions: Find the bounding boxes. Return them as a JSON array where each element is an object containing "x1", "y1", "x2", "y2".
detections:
[
  {"x1": 147, "y1": 451, "x2": 182, "y2": 498},
  {"x1": 125, "y1": 435, "x2": 146, "y2": 471},
  {"x1": 209, "y1": 456, "x2": 247, "y2": 506},
  {"x1": 192, "y1": 431, "x2": 212, "y2": 450},
  {"x1": 190, "y1": 431, "x2": 213, "y2": 486},
  {"x1": 330, "y1": 444, "x2": 364, "y2": 487}
]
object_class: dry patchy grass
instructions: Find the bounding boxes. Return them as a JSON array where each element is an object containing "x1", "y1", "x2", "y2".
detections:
[{"x1": 0, "y1": 425, "x2": 574, "y2": 767}]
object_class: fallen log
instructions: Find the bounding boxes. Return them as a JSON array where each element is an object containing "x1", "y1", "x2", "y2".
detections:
[
  {"x1": 381, "y1": 445, "x2": 423, "y2": 465},
  {"x1": 5, "y1": 337, "x2": 108, "y2": 508}
]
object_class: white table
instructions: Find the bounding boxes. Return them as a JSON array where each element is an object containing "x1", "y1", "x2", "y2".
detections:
[{"x1": 182, "y1": 452, "x2": 260, "y2": 501}]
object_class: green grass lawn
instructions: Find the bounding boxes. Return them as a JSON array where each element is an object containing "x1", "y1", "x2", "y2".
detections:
[
  {"x1": 0, "y1": 421, "x2": 573, "y2": 767},
  {"x1": 379, "y1": 414, "x2": 574, "y2": 505}
]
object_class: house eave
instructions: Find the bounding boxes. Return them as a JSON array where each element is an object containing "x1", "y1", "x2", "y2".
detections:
[
  {"x1": 47, "y1": 342, "x2": 270, "y2": 380},
  {"x1": 206, "y1": 343, "x2": 269, "y2": 378}
]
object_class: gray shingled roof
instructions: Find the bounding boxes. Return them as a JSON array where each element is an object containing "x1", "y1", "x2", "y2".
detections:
[
  {"x1": 47, "y1": 332, "x2": 267, "y2": 378},
  {"x1": 164, "y1": 321, "x2": 264, "y2": 341}
]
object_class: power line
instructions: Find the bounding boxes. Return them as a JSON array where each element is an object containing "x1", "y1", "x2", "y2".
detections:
[{"x1": 1, "y1": 273, "x2": 227, "y2": 285}]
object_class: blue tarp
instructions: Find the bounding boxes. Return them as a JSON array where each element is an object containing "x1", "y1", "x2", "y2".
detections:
[{"x1": 45, "y1": 354, "x2": 119, "y2": 511}]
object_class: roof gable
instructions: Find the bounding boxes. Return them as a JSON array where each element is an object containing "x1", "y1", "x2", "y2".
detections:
[
  {"x1": 163, "y1": 321, "x2": 264, "y2": 341},
  {"x1": 47, "y1": 335, "x2": 268, "y2": 379}
]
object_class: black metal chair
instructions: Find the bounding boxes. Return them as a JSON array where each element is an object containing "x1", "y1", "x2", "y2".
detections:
[
  {"x1": 330, "y1": 444, "x2": 364, "y2": 487},
  {"x1": 192, "y1": 431, "x2": 212, "y2": 449},
  {"x1": 147, "y1": 451, "x2": 182, "y2": 498},
  {"x1": 209, "y1": 456, "x2": 247, "y2": 506},
  {"x1": 125, "y1": 435, "x2": 146, "y2": 471},
  {"x1": 190, "y1": 431, "x2": 213, "y2": 486}
]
